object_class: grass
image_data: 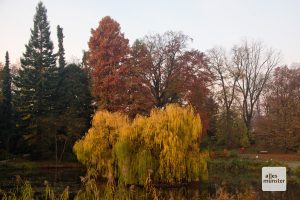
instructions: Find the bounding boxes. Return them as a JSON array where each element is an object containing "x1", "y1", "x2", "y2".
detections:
[
  {"x1": 208, "y1": 187, "x2": 256, "y2": 200},
  {"x1": 0, "y1": 159, "x2": 82, "y2": 171},
  {"x1": 208, "y1": 157, "x2": 285, "y2": 174},
  {"x1": 0, "y1": 179, "x2": 68, "y2": 200}
]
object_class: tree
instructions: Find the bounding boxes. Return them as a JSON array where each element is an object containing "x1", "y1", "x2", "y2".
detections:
[
  {"x1": 14, "y1": 2, "x2": 57, "y2": 157},
  {"x1": 254, "y1": 66, "x2": 300, "y2": 151},
  {"x1": 74, "y1": 104, "x2": 208, "y2": 185},
  {"x1": 0, "y1": 52, "x2": 13, "y2": 151},
  {"x1": 87, "y1": 16, "x2": 130, "y2": 112},
  {"x1": 207, "y1": 47, "x2": 241, "y2": 146},
  {"x1": 81, "y1": 50, "x2": 90, "y2": 76},
  {"x1": 132, "y1": 32, "x2": 213, "y2": 132},
  {"x1": 57, "y1": 25, "x2": 66, "y2": 69},
  {"x1": 54, "y1": 63, "x2": 93, "y2": 161},
  {"x1": 231, "y1": 41, "x2": 279, "y2": 138},
  {"x1": 125, "y1": 40, "x2": 156, "y2": 117},
  {"x1": 0, "y1": 63, "x2": 3, "y2": 103}
]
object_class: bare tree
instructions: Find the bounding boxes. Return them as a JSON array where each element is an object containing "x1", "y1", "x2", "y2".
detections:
[
  {"x1": 208, "y1": 47, "x2": 241, "y2": 145},
  {"x1": 208, "y1": 47, "x2": 239, "y2": 116},
  {"x1": 232, "y1": 40, "x2": 280, "y2": 138}
]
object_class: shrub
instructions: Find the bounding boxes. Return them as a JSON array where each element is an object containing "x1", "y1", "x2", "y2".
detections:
[
  {"x1": 215, "y1": 110, "x2": 249, "y2": 147},
  {"x1": 294, "y1": 165, "x2": 300, "y2": 178},
  {"x1": 228, "y1": 150, "x2": 239, "y2": 158}
]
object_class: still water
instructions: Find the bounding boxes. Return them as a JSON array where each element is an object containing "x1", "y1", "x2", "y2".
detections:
[{"x1": 0, "y1": 167, "x2": 299, "y2": 199}]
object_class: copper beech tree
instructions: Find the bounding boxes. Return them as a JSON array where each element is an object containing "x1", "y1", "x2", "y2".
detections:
[{"x1": 132, "y1": 32, "x2": 214, "y2": 132}]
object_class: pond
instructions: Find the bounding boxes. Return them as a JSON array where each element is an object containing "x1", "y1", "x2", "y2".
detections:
[{"x1": 1, "y1": 167, "x2": 300, "y2": 199}]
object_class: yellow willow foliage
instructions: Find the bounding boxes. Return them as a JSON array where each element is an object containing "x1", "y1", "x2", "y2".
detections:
[
  {"x1": 74, "y1": 104, "x2": 208, "y2": 184},
  {"x1": 73, "y1": 111, "x2": 129, "y2": 178}
]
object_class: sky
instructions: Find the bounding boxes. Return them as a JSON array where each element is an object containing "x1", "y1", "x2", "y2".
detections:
[{"x1": 0, "y1": 0, "x2": 300, "y2": 66}]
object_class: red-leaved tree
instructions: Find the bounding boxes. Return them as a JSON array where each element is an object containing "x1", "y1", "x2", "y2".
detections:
[
  {"x1": 88, "y1": 16, "x2": 130, "y2": 112},
  {"x1": 88, "y1": 16, "x2": 154, "y2": 118},
  {"x1": 131, "y1": 32, "x2": 215, "y2": 133}
]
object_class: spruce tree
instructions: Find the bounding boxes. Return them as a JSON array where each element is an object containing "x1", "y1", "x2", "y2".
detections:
[
  {"x1": 55, "y1": 63, "x2": 92, "y2": 158},
  {"x1": 56, "y1": 25, "x2": 66, "y2": 113},
  {"x1": 0, "y1": 51, "x2": 12, "y2": 152},
  {"x1": 57, "y1": 25, "x2": 66, "y2": 69},
  {"x1": 14, "y1": 2, "x2": 57, "y2": 156}
]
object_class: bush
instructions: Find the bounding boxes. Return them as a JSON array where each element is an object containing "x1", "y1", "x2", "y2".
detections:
[
  {"x1": 228, "y1": 150, "x2": 239, "y2": 158},
  {"x1": 294, "y1": 165, "x2": 300, "y2": 179},
  {"x1": 74, "y1": 104, "x2": 208, "y2": 184},
  {"x1": 215, "y1": 111, "x2": 249, "y2": 147}
]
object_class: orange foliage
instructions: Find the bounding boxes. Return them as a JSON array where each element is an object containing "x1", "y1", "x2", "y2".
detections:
[{"x1": 88, "y1": 16, "x2": 130, "y2": 112}]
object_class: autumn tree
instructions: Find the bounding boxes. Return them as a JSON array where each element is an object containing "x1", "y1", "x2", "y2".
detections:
[
  {"x1": 87, "y1": 16, "x2": 130, "y2": 112},
  {"x1": 132, "y1": 32, "x2": 214, "y2": 131},
  {"x1": 0, "y1": 52, "x2": 13, "y2": 152},
  {"x1": 74, "y1": 104, "x2": 208, "y2": 185},
  {"x1": 14, "y1": 2, "x2": 57, "y2": 157},
  {"x1": 255, "y1": 66, "x2": 300, "y2": 151}
]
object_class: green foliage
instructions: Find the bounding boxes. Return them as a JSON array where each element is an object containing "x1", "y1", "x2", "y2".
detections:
[
  {"x1": 208, "y1": 158, "x2": 284, "y2": 174},
  {"x1": 12, "y1": 3, "x2": 92, "y2": 159},
  {"x1": 57, "y1": 25, "x2": 66, "y2": 69},
  {"x1": 228, "y1": 150, "x2": 239, "y2": 158},
  {"x1": 0, "y1": 66, "x2": 3, "y2": 103},
  {"x1": 74, "y1": 104, "x2": 208, "y2": 184},
  {"x1": 54, "y1": 63, "x2": 93, "y2": 159},
  {"x1": 0, "y1": 52, "x2": 13, "y2": 152},
  {"x1": 294, "y1": 165, "x2": 300, "y2": 179},
  {"x1": 215, "y1": 110, "x2": 249, "y2": 147},
  {"x1": 13, "y1": 2, "x2": 58, "y2": 156}
]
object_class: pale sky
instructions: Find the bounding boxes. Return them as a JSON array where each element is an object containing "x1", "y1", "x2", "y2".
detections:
[{"x1": 0, "y1": 0, "x2": 300, "y2": 66}]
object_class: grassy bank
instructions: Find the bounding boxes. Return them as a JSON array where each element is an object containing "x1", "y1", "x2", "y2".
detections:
[
  {"x1": 0, "y1": 159, "x2": 83, "y2": 170},
  {"x1": 208, "y1": 158, "x2": 284, "y2": 174}
]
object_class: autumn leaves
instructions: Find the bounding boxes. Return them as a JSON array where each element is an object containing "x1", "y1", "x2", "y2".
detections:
[{"x1": 74, "y1": 105, "x2": 208, "y2": 184}]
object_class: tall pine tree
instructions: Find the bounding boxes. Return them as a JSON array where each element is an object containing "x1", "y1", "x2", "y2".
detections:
[
  {"x1": 14, "y1": 2, "x2": 57, "y2": 157},
  {"x1": 56, "y1": 25, "x2": 66, "y2": 113},
  {"x1": 57, "y1": 25, "x2": 66, "y2": 69},
  {"x1": 0, "y1": 52, "x2": 12, "y2": 152}
]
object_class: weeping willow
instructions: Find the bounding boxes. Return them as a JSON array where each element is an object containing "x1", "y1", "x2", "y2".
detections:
[{"x1": 74, "y1": 104, "x2": 208, "y2": 184}]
